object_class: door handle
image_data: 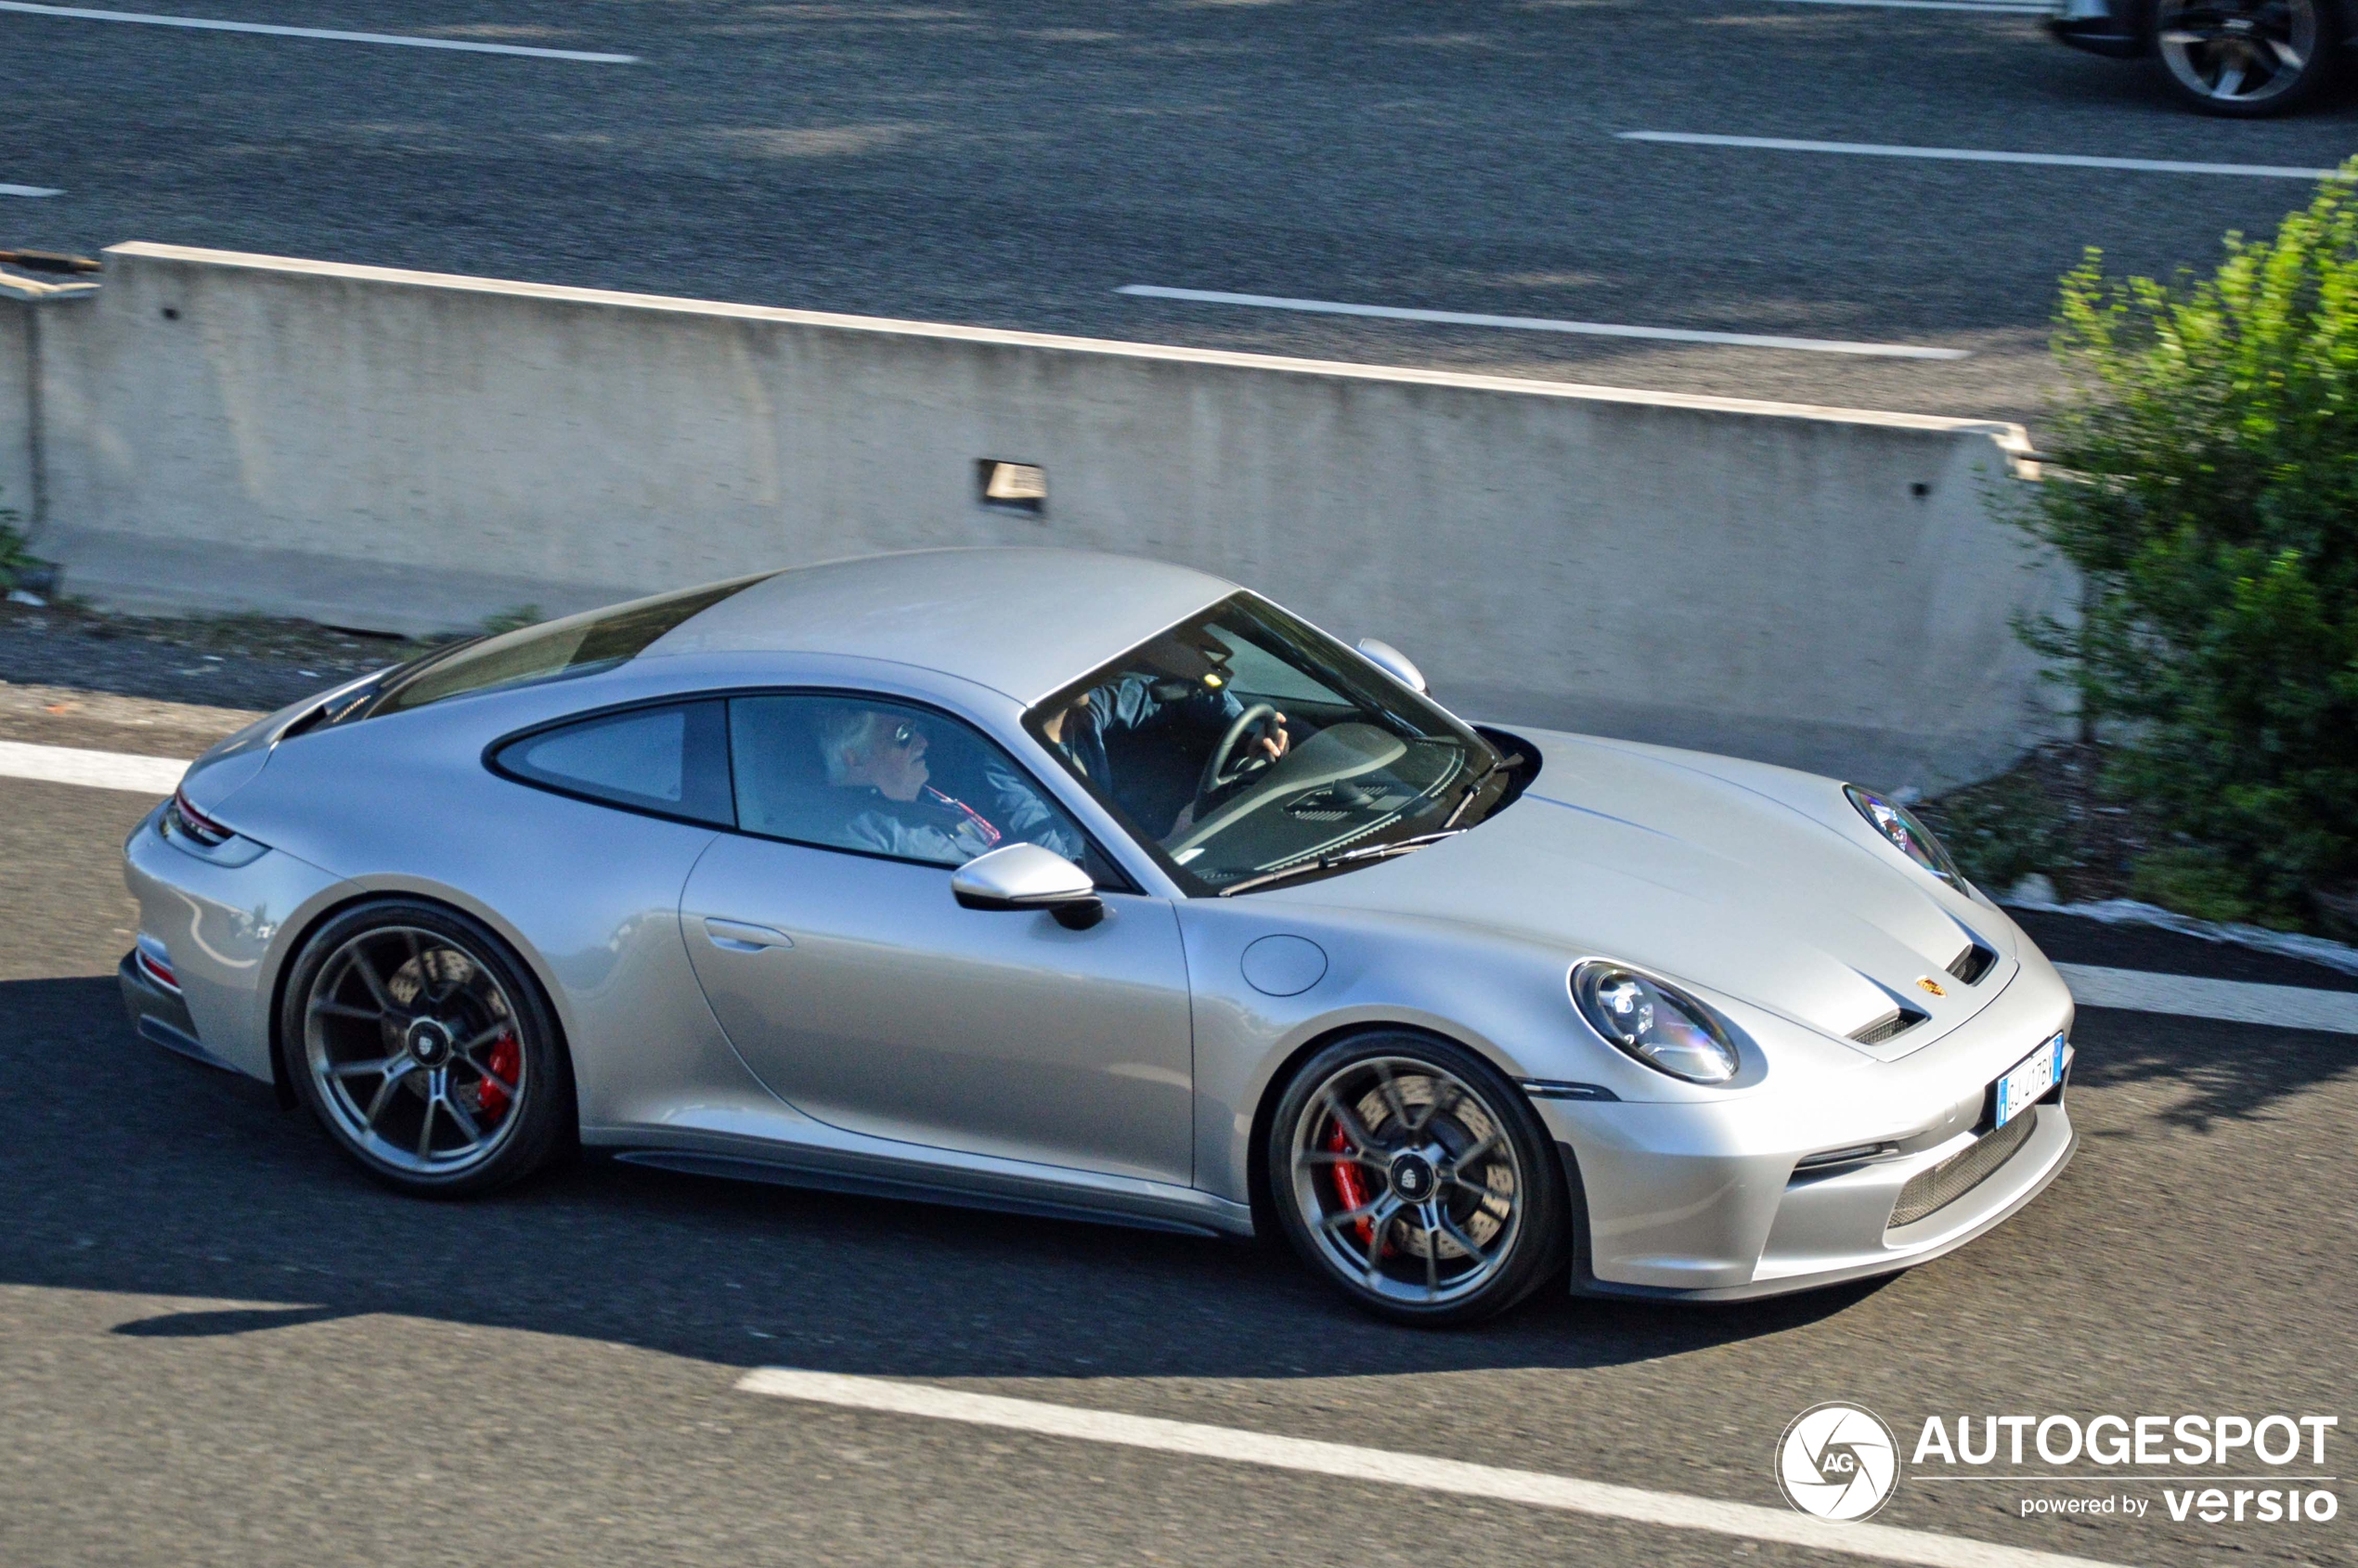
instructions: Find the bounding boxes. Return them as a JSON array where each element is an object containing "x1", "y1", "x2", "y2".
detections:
[{"x1": 704, "y1": 918, "x2": 794, "y2": 952}]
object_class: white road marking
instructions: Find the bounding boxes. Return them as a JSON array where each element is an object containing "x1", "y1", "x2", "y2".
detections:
[
  {"x1": 1762, "y1": 0, "x2": 2050, "y2": 11},
  {"x1": 0, "y1": 1, "x2": 639, "y2": 61},
  {"x1": 737, "y1": 1368, "x2": 2127, "y2": 1568},
  {"x1": 1619, "y1": 132, "x2": 2349, "y2": 181},
  {"x1": 2055, "y1": 963, "x2": 2358, "y2": 1034},
  {"x1": 0, "y1": 740, "x2": 187, "y2": 795},
  {"x1": 1, "y1": 183, "x2": 63, "y2": 197},
  {"x1": 1116, "y1": 285, "x2": 1968, "y2": 359}
]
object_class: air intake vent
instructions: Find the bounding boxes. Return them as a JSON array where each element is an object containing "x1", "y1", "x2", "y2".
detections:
[
  {"x1": 1888, "y1": 1109, "x2": 2039, "y2": 1228},
  {"x1": 1947, "y1": 941, "x2": 1997, "y2": 985},
  {"x1": 1851, "y1": 1005, "x2": 1929, "y2": 1045}
]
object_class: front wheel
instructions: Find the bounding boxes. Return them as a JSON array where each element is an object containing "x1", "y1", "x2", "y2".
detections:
[
  {"x1": 1267, "y1": 1033, "x2": 1571, "y2": 1325},
  {"x1": 279, "y1": 900, "x2": 574, "y2": 1197},
  {"x1": 2154, "y1": 0, "x2": 2335, "y2": 115}
]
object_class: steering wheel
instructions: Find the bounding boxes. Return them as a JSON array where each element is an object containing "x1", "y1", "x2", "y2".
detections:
[{"x1": 1198, "y1": 704, "x2": 1282, "y2": 798}]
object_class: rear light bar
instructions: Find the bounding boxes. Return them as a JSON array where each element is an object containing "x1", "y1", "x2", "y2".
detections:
[
  {"x1": 134, "y1": 935, "x2": 180, "y2": 993},
  {"x1": 167, "y1": 787, "x2": 232, "y2": 848}
]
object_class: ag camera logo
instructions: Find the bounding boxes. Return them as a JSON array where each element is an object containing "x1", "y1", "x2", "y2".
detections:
[{"x1": 1778, "y1": 1402, "x2": 1900, "y2": 1521}]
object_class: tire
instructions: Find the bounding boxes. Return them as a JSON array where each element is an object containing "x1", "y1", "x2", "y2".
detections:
[
  {"x1": 2153, "y1": 0, "x2": 2337, "y2": 115},
  {"x1": 1265, "y1": 1031, "x2": 1571, "y2": 1326},
  {"x1": 279, "y1": 899, "x2": 574, "y2": 1198}
]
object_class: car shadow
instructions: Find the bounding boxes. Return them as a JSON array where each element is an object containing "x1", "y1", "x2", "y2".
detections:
[
  {"x1": 4, "y1": 977, "x2": 1889, "y2": 1381},
  {"x1": 110, "y1": 1303, "x2": 351, "y2": 1337},
  {"x1": 2065, "y1": 1004, "x2": 2358, "y2": 1133}
]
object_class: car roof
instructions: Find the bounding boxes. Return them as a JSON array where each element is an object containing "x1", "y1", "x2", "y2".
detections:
[{"x1": 644, "y1": 548, "x2": 1237, "y2": 706}]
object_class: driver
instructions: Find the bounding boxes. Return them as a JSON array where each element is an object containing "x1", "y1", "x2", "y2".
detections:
[
  {"x1": 1039, "y1": 667, "x2": 1289, "y2": 826},
  {"x1": 821, "y1": 708, "x2": 1083, "y2": 864}
]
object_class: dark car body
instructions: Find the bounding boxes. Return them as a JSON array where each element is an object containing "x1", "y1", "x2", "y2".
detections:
[{"x1": 2049, "y1": 0, "x2": 2349, "y2": 66}]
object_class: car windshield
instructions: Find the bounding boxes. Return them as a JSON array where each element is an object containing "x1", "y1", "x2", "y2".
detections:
[{"x1": 1025, "y1": 593, "x2": 1509, "y2": 895}]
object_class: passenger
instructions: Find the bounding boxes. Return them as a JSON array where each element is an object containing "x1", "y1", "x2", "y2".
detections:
[{"x1": 820, "y1": 708, "x2": 1083, "y2": 864}]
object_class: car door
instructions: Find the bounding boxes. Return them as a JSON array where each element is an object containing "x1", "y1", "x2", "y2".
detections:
[{"x1": 679, "y1": 691, "x2": 1196, "y2": 1186}]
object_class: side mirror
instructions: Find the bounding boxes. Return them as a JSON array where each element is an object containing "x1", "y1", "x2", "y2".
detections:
[
  {"x1": 951, "y1": 842, "x2": 1105, "y2": 929},
  {"x1": 1355, "y1": 637, "x2": 1428, "y2": 694}
]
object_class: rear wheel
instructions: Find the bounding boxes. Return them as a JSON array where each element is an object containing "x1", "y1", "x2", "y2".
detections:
[
  {"x1": 1267, "y1": 1032, "x2": 1569, "y2": 1325},
  {"x1": 280, "y1": 901, "x2": 572, "y2": 1197},
  {"x1": 2154, "y1": 0, "x2": 2335, "y2": 114}
]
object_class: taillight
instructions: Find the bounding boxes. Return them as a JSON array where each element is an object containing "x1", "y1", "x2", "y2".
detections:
[
  {"x1": 167, "y1": 788, "x2": 231, "y2": 848},
  {"x1": 135, "y1": 935, "x2": 180, "y2": 993}
]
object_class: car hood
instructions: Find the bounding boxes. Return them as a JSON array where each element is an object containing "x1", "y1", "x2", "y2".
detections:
[{"x1": 1266, "y1": 729, "x2": 2014, "y2": 1057}]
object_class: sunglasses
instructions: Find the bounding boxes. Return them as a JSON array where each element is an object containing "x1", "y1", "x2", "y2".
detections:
[{"x1": 889, "y1": 720, "x2": 922, "y2": 747}]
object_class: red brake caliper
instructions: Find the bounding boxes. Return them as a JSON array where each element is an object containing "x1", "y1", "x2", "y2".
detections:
[
  {"x1": 478, "y1": 1032, "x2": 522, "y2": 1121},
  {"x1": 1327, "y1": 1121, "x2": 1377, "y2": 1248}
]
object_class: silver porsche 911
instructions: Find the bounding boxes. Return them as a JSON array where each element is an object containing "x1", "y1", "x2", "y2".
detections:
[{"x1": 121, "y1": 550, "x2": 2076, "y2": 1324}]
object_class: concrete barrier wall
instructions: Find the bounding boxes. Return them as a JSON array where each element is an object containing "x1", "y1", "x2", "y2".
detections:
[
  {"x1": 26, "y1": 242, "x2": 2065, "y2": 790},
  {"x1": 0, "y1": 302, "x2": 34, "y2": 530}
]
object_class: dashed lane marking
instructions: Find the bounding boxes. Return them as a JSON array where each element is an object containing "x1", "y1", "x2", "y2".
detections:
[
  {"x1": 0, "y1": 740, "x2": 186, "y2": 795},
  {"x1": 1631, "y1": 131, "x2": 2348, "y2": 180},
  {"x1": 0, "y1": 2, "x2": 639, "y2": 61},
  {"x1": 2055, "y1": 963, "x2": 2358, "y2": 1033},
  {"x1": 1116, "y1": 285, "x2": 1970, "y2": 359},
  {"x1": 1761, "y1": 0, "x2": 2050, "y2": 11},
  {"x1": 1, "y1": 183, "x2": 63, "y2": 197},
  {"x1": 1619, "y1": 132, "x2": 2349, "y2": 181},
  {"x1": 737, "y1": 1368, "x2": 2128, "y2": 1568}
]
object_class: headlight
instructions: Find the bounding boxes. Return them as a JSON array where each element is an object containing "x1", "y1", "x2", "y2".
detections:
[
  {"x1": 1845, "y1": 784, "x2": 1963, "y2": 889},
  {"x1": 1571, "y1": 962, "x2": 1740, "y2": 1084}
]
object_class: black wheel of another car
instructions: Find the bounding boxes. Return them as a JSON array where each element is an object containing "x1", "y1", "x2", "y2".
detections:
[
  {"x1": 1268, "y1": 1032, "x2": 1571, "y2": 1326},
  {"x1": 280, "y1": 900, "x2": 574, "y2": 1197},
  {"x1": 2155, "y1": 0, "x2": 2334, "y2": 114}
]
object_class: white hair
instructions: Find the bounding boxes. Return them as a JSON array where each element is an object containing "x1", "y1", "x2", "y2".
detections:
[{"x1": 818, "y1": 707, "x2": 893, "y2": 785}]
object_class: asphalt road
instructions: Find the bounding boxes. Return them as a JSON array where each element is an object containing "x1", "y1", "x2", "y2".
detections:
[
  {"x1": 8, "y1": 0, "x2": 2358, "y2": 427},
  {"x1": 3, "y1": 688, "x2": 2354, "y2": 1567},
  {"x1": 7, "y1": 15, "x2": 2355, "y2": 1562}
]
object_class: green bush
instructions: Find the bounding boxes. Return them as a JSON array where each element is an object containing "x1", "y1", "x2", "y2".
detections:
[
  {"x1": 0, "y1": 486, "x2": 33, "y2": 592},
  {"x1": 2017, "y1": 165, "x2": 2358, "y2": 930}
]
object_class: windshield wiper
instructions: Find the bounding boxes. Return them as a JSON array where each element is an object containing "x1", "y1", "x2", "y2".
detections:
[
  {"x1": 1215, "y1": 830, "x2": 1466, "y2": 898},
  {"x1": 1442, "y1": 749, "x2": 1526, "y2": 830}
]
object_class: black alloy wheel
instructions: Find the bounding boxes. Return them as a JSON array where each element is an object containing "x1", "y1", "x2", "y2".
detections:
[
  {"x1": 1267, "y1": 1031, "x2": 1572, "y2": 1325},
  {"x1": 2154, "y1": 0, "x2": 2335, "y2": 114},
  {"x1": 280, "y1": 900, "x2": 574, "y2": 1197}
]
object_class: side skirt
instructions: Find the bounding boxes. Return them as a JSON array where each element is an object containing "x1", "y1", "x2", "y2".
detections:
[{"x1": 607, "y1": 1147, "x2": 1254, "y2": 1240}]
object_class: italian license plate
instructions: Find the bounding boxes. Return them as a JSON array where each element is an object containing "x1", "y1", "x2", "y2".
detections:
[{"x1": 1994, "y1": 1034, "x2": 2066, "y2": 1129}]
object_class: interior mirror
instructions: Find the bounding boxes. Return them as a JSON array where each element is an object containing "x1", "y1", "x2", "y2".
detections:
[
  {"x1": 1354, "y1": 638, "x2": 1428, "y2": 694},
  {"x1": 951, "y1": 843, "x2": 1105, "y2": 928}
]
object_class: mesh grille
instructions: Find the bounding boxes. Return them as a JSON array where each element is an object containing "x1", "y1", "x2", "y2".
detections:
[
  {"x1": 1888, "y1": 1108, "x2": 2039, "y2": 1228},
  {"x1": 1851, "y1": 1005, "x2": 1928, "y2": 1045}
]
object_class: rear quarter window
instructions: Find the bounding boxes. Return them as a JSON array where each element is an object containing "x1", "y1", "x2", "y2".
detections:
[{"x1": 492, "y1": 701, "x2": 733, "y2": 826}]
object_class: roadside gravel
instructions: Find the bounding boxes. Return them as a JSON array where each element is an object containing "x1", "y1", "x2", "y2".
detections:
[
  {"x1": 0, "y1": 683, "x2": 263, "y2": 758},
  {"x1": 0, "y1": 603, "x2": 432, "y2": 714}
]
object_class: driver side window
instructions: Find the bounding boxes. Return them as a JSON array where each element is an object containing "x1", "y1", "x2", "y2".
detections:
[{"x1": 726, "y1": 693, "x2": 1114, "y2": 879}]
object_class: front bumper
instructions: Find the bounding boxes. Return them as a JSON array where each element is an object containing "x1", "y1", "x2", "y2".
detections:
[
  {"x1": 1561, "y1": 1095, "x2": 2075, "y2": 1302},
  {"x1": 1540, "y1": 956, "x2": 2079, "y2": 1299}
]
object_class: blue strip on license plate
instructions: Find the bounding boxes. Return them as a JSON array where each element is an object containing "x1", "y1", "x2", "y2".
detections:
[{"x1": 1995, "y1": 1033, "x2": 2066, "y2": 1129}]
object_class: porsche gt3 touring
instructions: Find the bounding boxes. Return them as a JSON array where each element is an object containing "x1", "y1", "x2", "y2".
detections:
[{"x1": 123, "y1": 550, "x2": 2076, "y2": 1323}]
